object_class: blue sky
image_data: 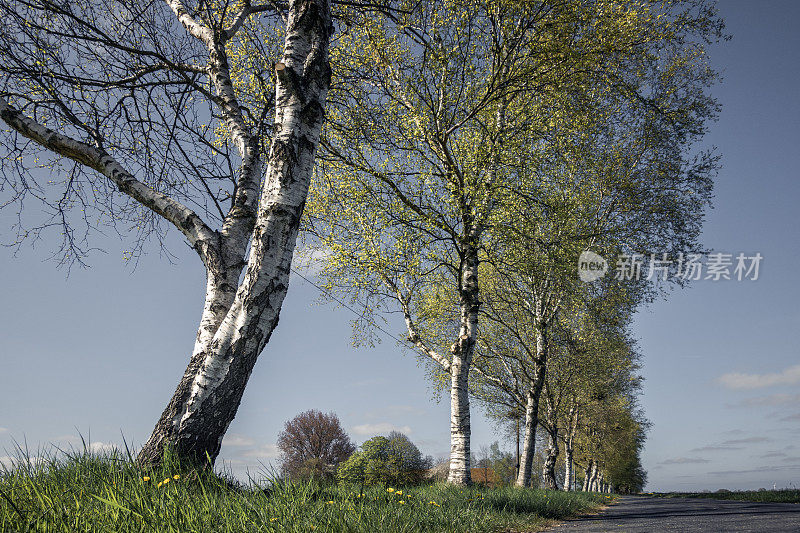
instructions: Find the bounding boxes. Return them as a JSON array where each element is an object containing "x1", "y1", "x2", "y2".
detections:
[{"x1": 1, "y1": 0, "x2": 799, "y2": 492}]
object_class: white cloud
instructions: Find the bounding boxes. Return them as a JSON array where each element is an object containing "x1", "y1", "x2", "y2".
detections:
[
  {"x1": 719, "y1": 365, "x2": 800, "y2": 390},
  {"x1": 0, "y1": 455, "x2": 45, "y2": 469},
  {"x1": 87, "y1": 441, "x2": 118, "y2": 454},
  {"x1": 0, "y1": 427, "x2": 8, "y2": 435},
  {"x1": 241, "y1": 444, "x2": 280, "y2": 460},
  {"x1": 352, "y1": 423, "x2": 412, "y2": 436},
  {"x1": 222, "y1": 434, "x2": 256, "y2": 447}
]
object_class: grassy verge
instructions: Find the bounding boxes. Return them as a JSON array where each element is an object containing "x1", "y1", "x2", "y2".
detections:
[
  {"x1": 0, "y1": 450, "x2": 611, "y2": 532},
  {"x1": 646, "y1": 490, "x2": 800, "y2": 504}
]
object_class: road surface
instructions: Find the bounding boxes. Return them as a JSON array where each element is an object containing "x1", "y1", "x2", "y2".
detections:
[{"x1": 545, "y1": 495, "x2": 800, "y2": 532}]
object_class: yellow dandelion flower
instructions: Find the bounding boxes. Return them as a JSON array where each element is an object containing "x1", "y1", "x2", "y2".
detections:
[
  {"x1": 398, "y1": 500, "x2": 405, "y2": 504},
  {"x1": 396, "y1": 490, "x2": 403, "y2": 496},
  {"x1": 270, "y1": 518, "x2": 278, "y2": 522},
  {"x1": 173, "y1": 474, "x2": 180, "y2": 480},
  {"x1": 157, "y1": 481, "x2": 163, "y2": 488},
  {"x1": 163, "y1": 478, "x2": 170, "y2": 484},
  {"x1": 387, "y1": 487, "x2": 395, "y2": 493},
  {"x1": 326, "y1": 500, "x2": 335, "y2": 504},
  {"x1": 142, "y1": 476, "x2": 150, "y2": 482}
]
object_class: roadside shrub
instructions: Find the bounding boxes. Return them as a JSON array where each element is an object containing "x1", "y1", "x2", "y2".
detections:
[{"x1": 338, "y1": 432, "x2": 432, "y2": 486}]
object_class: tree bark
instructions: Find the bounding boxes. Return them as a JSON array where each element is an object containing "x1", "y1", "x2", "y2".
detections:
[
  {"x1": 515, "y1": 321, "x2": 548, "y2": 487},
  {"x1": 562, "y1": 406, "x2": 577, "y2": 491},
  {"x1": 515, "y1": 391, "x2": 538, "y2": 487},
  {"x1": 137, "y1": 0, "x2": 332, "y2": 468},
  {"x1": 542, "y1": 430, "x2": 559, "y2": 490},
  {"x1": 582, "y1": 460, "x2": 592, "y2": 491},
  {"x1": 447, "y1": 239, "x2": 480, "y2": 485},
  {"x1": 563, "y1": 445, "x2": 573, "y2": 491},
  {"x1": 589, "y1": 462, "x2": 599, "y2": 492}
]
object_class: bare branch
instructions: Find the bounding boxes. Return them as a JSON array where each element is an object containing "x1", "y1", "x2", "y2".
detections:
[{"x1": 0, "y1": 97, "x2": 219, "y2": 265}]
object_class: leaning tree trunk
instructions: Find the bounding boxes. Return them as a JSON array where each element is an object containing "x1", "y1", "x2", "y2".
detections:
[
  {"x1": 137, "y1": 0, "x2": 332, "y2": 468},
  {"x1": 515, "y1": 321, "x2": 548, "y2": 487},
  {"x1": 447, "y1": 238, "x2": 480, "y2": 485}
]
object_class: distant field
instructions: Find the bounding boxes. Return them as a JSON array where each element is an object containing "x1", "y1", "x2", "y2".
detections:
[{"x1": 646, "y1": 490, "x2": 800, "y2": 504}]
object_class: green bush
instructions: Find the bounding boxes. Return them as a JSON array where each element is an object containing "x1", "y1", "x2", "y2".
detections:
[{"x1": 338, "y1": 432, "x2": 433, "y2": 486}]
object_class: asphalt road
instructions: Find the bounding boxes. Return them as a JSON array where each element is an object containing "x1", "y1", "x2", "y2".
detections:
[{"x1": 544, "y1": 495, "x2": 800, "y2": 532}]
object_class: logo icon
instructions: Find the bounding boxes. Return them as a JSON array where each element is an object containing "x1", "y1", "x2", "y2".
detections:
[{"x1": 578, "y1": 250, "x2": 608, "y2": 282}]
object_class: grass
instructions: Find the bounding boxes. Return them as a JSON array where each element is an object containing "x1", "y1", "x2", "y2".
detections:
[
  {"x1": 646, "y1": 490, "x2": 800, "y2": 504},
  {"x1": 0, "y1": 448, "x2": 612, "y2": 532}
]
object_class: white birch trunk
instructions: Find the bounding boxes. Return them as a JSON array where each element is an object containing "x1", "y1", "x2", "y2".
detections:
[
  {"x1": 137, "y1": 0, "x2": 332, "y2": 467},
  {"x1": 542, "y1": 430, "x2": 559, "y2": 490},
  {"x1": 562, "y1": 406, "x2": 576, "y2": 491},
  {"x1": 446, "y1": 240, "x2": 480, "y2": 485},
  {"x1": 582, "y1": 460, "x2": 592, "y2": 491},
  {"x1": 515, "y1": 391, "x2": 539, "y2": 487},
  {"x1": 0, "y1": 0, "x2": 332, "y2": 469},
  {"x1": 541, "y1": 397, "x2": 559, "y2": 490},
  {"x1": 515, "y1": 320, "x2": 548, "y2": 487},
  {"x1": 563, "y1": 445, "x2": 573, "y2": 491}
]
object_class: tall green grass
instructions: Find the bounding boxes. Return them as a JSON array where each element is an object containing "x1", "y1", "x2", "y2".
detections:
[{"x1": 0, "y1": 447, "x2": 611, "y2": 532}]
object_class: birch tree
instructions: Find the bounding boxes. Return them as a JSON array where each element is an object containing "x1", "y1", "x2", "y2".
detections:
[
  {"x1": 306, "y1": 0, "x2": 553, "y2": 485},
  {"x1": 472, "y1": 0, "x2": 724, "y2": 482},
  {"x1": 306, "y1": 0, "x2": 721, "y2": 486},
  {"x1": 547, "y1": 310, "x2": 644, "y2": 491},
  {"x1": 0, "y1": 0, "x2": 333, "y2": 467},
  {"x1": 574, "y1": 391, "x2": 649, "y2": 493}
]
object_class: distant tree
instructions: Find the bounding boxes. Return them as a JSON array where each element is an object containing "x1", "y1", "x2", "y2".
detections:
[
  {"x1": 338, "y1": 432, "x2": 432, "y2": 486},
  {"x1": 487, "y1": 442, "x2": 517, "y2": 486},
  {"x1": 277, "y1": 410, "x2": 355, "y2": 480},
  {"x1": 472, "y1": 442, "x2": 515, "y2": 486}
]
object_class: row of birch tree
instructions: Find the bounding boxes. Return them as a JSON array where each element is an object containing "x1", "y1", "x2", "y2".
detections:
[
  {"x1": 1, "y1": 0, "x2": 723, "y2": 483},
  {"x1": 302, "y1": 0, "x2": 722, "y2": 486}
]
